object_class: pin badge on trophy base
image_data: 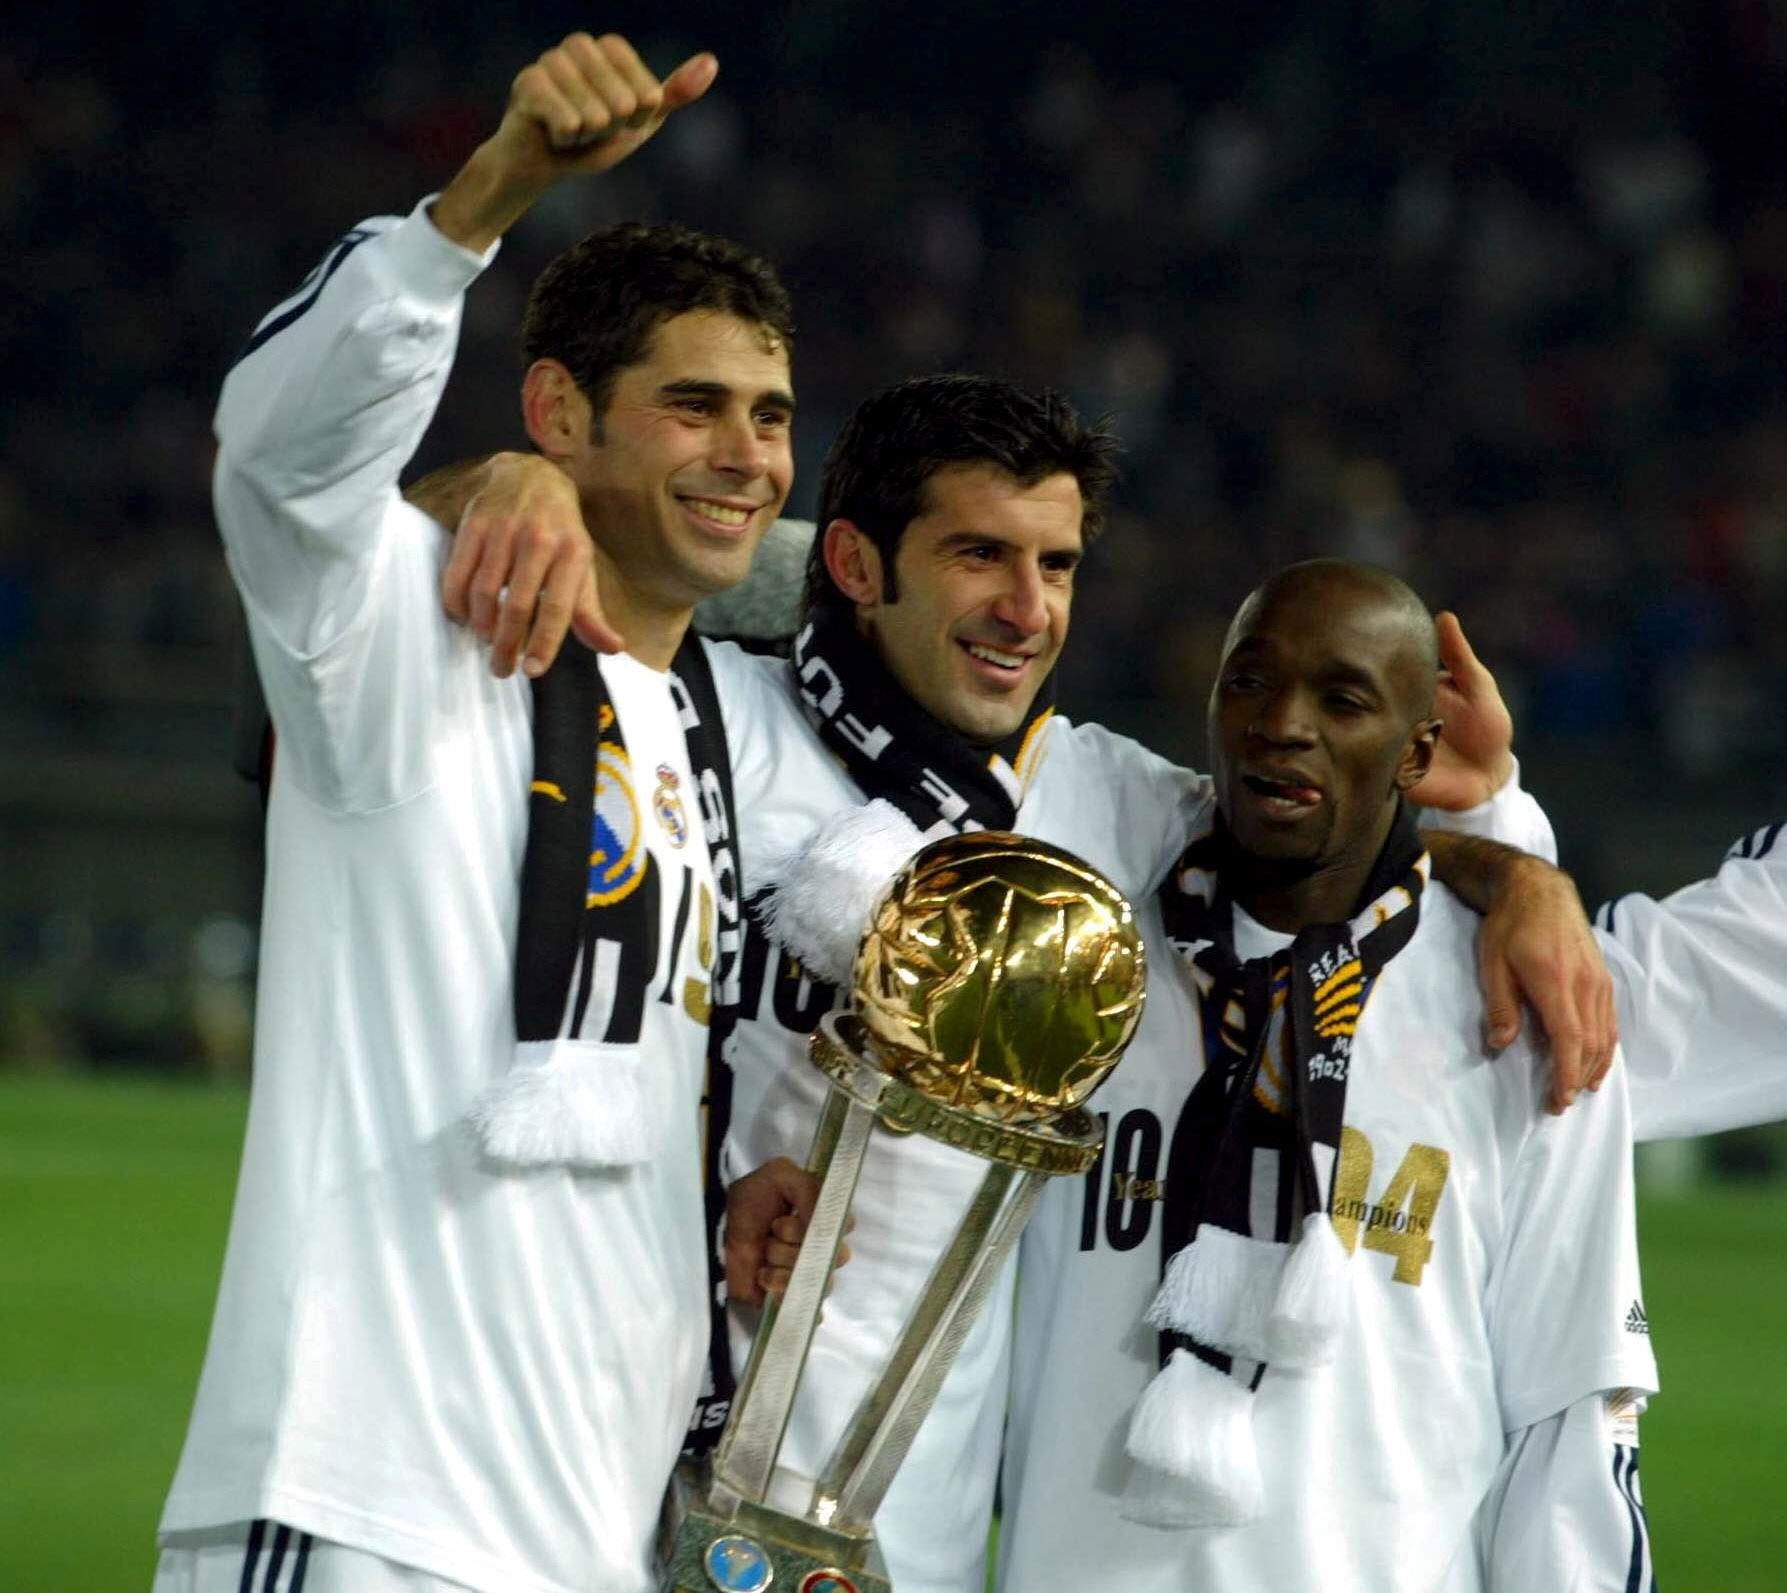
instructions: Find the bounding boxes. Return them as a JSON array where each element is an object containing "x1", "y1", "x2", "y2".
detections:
[{"x1": 702, "y1": 1532, "x2": 773, "y2": 1592}]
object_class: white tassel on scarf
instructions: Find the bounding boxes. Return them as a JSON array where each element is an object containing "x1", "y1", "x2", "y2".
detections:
[
  {"x1": 1121, "y1": 1348, "x2": 1264, "y2": 1529},
  {"x1": 754, "y1": 798, "x2": 926, "y2": 986},
  {"x1": 466, "y1": 1039, "x2": 654, "y2": 1170},
  {"x1": 1144, "y1": 1224, "x2": 1286, "y2": 1363},
  {"x1": 1265, "y1": 1211, "x2": 1353, "y2": 1369}
]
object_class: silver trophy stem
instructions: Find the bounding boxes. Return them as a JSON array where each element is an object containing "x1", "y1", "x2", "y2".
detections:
[
  {"x1": 813, "y1": 1163, "x2": 1049, "y2": 1531},
  {"x1": 711, "y1": 1086, "x2": 877, "y2": 1510}
]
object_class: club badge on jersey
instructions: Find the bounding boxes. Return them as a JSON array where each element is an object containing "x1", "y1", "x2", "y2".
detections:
[
  {"x1": 591, "y1": 733, "x2": 647, "y2": 905},
  {"x1": 656, "y1": 763, "x2": 691, "y2": 848}
]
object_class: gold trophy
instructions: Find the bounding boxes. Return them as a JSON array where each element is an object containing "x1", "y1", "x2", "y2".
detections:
[{"x1": 662, "y1": 831, "x2": 1145, "y2": 1593}]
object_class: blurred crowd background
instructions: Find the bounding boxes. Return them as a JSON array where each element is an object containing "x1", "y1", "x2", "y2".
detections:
[{"x1": 4, "y1": 0, "x2": 1786, "y2": 1098}]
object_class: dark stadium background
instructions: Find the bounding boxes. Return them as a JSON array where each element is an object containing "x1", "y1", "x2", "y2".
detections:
[{"x1": 3, "y1": 2, "x2": 1783, "y2": 1586}]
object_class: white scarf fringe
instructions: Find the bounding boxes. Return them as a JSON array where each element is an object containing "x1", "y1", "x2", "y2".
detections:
[
  {"x1": 466, "y1": 1039, "x2": 653, "y2": 1169},
  {"x1": 1266, "y1": 1212, "x2": 1353, "y2": 1369},
  {"x1": 754, "y1": 797, "x2": 925, "y2": 986},
  {"x1": 1122, "y1": 1348, "x2": 1263, "y2": 1528},
  {"x1": 1144, "y1": 1223, "x2": 1286, "y2": 1364}
]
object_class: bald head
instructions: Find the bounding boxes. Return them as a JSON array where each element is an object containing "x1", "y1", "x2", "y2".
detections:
[
  {"x1": 1207, "y1": 559, "x2": 1443, "y2": 918},
  {"x1": 1225, "y1": 559, "x2": 1439, "y2": 721}
]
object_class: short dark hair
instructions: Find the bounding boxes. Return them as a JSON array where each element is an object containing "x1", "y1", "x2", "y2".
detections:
[
  {"x1": 523, "y1": 222, "x2": 794, "y2": 425},
  {"x1": 802, "y1": 374, "x2": 1121, "y2": 618}
]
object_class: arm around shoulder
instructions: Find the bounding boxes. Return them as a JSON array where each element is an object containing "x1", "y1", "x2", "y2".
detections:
[
  {"x1": 1604, "y1": 823, "x2": 1787, "y2": 1140},
  {"x1": 216, "y1": 27, "x2": 717, "y2": 623}
]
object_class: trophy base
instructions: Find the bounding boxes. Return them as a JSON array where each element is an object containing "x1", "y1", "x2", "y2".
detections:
[{"x1": 659, "y1": 1457, "x2": 890, "y2": 1593}]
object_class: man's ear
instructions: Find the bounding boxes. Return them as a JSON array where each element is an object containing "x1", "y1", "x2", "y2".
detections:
[
  {"x1": 821, "y1": 519, "x2": 885, "y2": 608},
  {"x1": 1396, "y1": 718, "x2": 1444, "y2": 792},
  {"x1": 521, "y1": 359, "x2": 592, "y2": 461}
]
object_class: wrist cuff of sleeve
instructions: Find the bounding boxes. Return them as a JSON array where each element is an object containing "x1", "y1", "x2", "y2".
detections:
[
  {"x1": 387, "y1": 193, "x2": 501, "y2": 305},
  {"x1": 1425, "y1": 753, "x2": 1524, "y2": 835}
]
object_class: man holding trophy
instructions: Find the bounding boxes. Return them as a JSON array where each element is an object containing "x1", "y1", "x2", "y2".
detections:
[
  {"x1": 689, "y1": 419, "x2": 1647, "y2": 1592},
  {"x1": 213, "y1": 27, "x2": 1637, "y2": 1589},
  {"x1": 437, "y1": 374, "x2": 1606, "y2": 1589}
]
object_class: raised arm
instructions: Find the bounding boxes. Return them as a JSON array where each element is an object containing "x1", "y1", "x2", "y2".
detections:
[
  {"x1": 214, "y1": 206, "x2": 490, "y2": 652},
  {"x1": 429, "y1": 34, "x2": 717, "y2": 252},
  {"x1": 221, "y1": 33, "x2": 711, "y2": 652}
]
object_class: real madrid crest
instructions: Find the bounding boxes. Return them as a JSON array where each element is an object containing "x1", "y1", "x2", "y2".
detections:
[
  {"x1": 654, "y1": 761, "x2": 690, "y2": 848},
  {"x1": 588, "y1": 737, "x2": 645, "y2": 906}
]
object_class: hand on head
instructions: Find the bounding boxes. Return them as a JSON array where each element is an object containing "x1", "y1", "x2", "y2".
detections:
[{"x1": 1413, "y1": 612, "x2": 1516, "y2": 812}]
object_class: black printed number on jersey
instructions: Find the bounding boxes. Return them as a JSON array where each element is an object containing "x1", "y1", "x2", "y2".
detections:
[
  {"x1": 735, "y1": 899, "x2": 837, "y2": 1036},
  {"x1": 584, "y1": 861, "x2": 717, "y2": 1047},
  {"x1": 1078, "y1": 1110, "x2": 1166, "y2": 1253}
]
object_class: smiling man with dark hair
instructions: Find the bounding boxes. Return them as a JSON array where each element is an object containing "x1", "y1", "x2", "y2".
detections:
[
  {"x1": 158, "y1": 33, "x2": 819, "y2": 1593},
  {"x1": 800, "y1": 373, "x2": 1120, "y2": 621}
]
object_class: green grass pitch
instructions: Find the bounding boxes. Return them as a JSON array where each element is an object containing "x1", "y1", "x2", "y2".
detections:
[{"x1": 3, "y1": 1076, "x2": 1783, "y2": 1589}]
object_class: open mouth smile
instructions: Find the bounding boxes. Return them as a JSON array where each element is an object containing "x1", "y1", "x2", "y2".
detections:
[
  {"x1": 960, "y1": 639, "x2": 1037, "y2": 682},
  {"x1": 677, "y1": 496, "x2": 757, "y2": 532}
]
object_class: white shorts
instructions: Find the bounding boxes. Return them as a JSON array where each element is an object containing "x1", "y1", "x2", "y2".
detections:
[{"x1": 154, "y1": 1522, "x2": 476, "y2": 1593}]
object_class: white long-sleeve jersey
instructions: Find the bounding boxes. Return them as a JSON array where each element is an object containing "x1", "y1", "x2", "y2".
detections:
[
  {"x1": 1414, "y1": 788, "x2": 1787, "y2": 1142},
  {"x1": 1598, "y1": 823, "x2": 1787, "y2": 1141},
  {"x1": 161, "y1": 201, "x2": 721, "y2": 1593},
  {"x1": 999, "y1": 888, "x2": 1660, "y2": 1593},
  {"x1": 707, "y1": 641, "x2": 1205, "y2": 1593}
]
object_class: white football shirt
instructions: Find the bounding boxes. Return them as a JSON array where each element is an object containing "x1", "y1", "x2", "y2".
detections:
[
  {"x1": 161, "y1": 203, "x2": 719, "y2": 1593},
  {"x1": 707, "y1": 641, "x2": 1205, "y2": 1593},
  {"x1": 1599, "y1": 822, "x2": 1787, "y2": 1140},
  {"x1": 708, "y1": 641, "x2": 1573, "y2": 1592},
  {"x1": 999, "y1": 884, "x2": 1659, "y2": 1593}
]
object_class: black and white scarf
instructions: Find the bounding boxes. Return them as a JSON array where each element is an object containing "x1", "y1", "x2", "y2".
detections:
[
  {"x1": 1122, "y1": 803, "x2": 1428, "y2": 1529},
  {"x1": 791, "y1": 607, "x2": 1055, "y2": 835},
  {"x1": 462, "y1": 633, "x2": 745, "y2": 1453},
  {"x1": 466, "y1": 633, "x2": 742, "y2": 1172},
  {"x1": 750, "y1": 609, "x2": 1059, "y2": 985}
]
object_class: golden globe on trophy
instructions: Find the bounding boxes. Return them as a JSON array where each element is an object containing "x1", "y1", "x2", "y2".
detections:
[{"x1": 661, "y1": 830, "x2": 1145, "y2": 1593}]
